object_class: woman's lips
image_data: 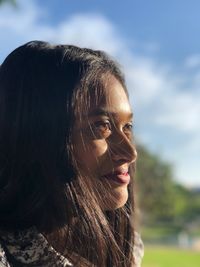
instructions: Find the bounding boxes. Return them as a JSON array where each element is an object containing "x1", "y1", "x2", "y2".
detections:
[{"x1": 101, "y1": 171, "x2": 130, "y2": 185}]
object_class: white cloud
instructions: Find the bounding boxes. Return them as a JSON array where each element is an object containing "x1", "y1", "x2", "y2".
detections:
[
  {"x1": 0, "y1": 0, "x2": 124, "y2": 60},
  {"x1": 0, "y1": 1, "x2": 39, "y2": 31},
  {"x1": 125, "y1": 59, "x2": 166, "y2": 105},
  {"x1": 155, "y1": 91, "x2": 200, "y2": 132},
  {"x1": 0, "y1": 0, "x2": 199, "y2": 187},
  {"x1": 185, "y1": 54, "x2": 200, "y2": 69}
]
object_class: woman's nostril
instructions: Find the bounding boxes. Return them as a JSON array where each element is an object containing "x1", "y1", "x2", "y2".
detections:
[{"x1": 109, "y1": 143, "x2": 137, "y2": 164}]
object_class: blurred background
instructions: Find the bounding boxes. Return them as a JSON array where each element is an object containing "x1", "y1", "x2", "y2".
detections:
[{"x1": 0, "y1": 0, "x2": 199, "y2": 266}]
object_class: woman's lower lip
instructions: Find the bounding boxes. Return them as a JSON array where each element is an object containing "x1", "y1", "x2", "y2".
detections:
[{"x1": 102, "y1": 173, "x2": 130, "y2": 185}]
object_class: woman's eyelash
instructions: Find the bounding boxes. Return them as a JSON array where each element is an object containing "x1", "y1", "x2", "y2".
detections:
[
  {"x1": 93, "y1": 121, "x2": 112, "y2": 131},
  {"x1": 91, "y1": 120, "x2": 134, "y2": 137},
  {"x1": 123, "y1": 122, "x2": 133, "y2": 131},
  {"x1": 85, "y1": 119, "x2": 134, "y2": 140}
]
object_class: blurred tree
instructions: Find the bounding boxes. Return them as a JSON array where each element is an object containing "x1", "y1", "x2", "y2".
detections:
[
  {"x1": 136, "y1": 143, "x2": 200, "y2": 228},
  {"x1": 185, "y1": 191, "x2": 200, "y2": 222},
  {"x1": 136, "y1": 144, "x2": 177, "y2": 223},
  {"x1": 172, "y1": 184, "x2": 191, "y2": 223}
]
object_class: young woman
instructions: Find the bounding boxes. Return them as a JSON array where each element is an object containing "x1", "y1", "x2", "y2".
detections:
[{"x1": 0, "y1": 41, "x2": 144, "y2": 267}]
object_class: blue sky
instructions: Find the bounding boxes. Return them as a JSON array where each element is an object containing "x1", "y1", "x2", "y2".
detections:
[{"x1": 0, "y1": 0, "x2": 199, "y2": 187}]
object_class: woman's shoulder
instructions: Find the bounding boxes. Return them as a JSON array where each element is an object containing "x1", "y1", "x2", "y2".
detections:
[
  {"x1": 134, "y1": 232, "x2": 144, "y2": 267},
  {"x1": 0, "y1": 228, "x2": 73, "y2": 267},
  {"x1": 0, "y1": 228, "x2": 144, "y2": 267}
]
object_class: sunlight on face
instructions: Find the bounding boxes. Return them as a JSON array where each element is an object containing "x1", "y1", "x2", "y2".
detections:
[{"x1": 73, "y1": 76, "x2": 137, "y2": 210}]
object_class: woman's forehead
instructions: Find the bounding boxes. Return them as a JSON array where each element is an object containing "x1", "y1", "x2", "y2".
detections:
[
  {"x1": 92, "y1": 76, "x2": 130, "y2": 110},
  {"x1": 76, "y1": 76, "x2": 132, "y2": 121}
]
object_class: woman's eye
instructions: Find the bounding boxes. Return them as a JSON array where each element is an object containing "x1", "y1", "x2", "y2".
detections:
[
  {"x1": 123, "y1": 122, "x2": 133, "y2": 134},
  {"x1": 92, "y1": 121, "x2": 112, "y2": 138}
]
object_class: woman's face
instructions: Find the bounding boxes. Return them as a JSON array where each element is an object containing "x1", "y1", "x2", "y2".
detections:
[{"x1": 73, "y1": 75, "x2": 137, "y2": 210}]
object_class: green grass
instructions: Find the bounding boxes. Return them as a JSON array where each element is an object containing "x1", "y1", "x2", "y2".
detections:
[{"x1": 142, "y1": 246, "x2": 200, "y2": 267}]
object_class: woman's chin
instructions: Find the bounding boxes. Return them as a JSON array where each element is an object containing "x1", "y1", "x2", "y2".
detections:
[{"x1": 102, "y1": 187, "x2": 129, "y2": 210}]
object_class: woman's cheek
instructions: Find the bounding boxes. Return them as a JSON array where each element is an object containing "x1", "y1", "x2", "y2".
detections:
[
  {"x1": 89, "y1": 140, "x2": 108, "y2": 157},
  {"x1": 74, "y1": 139, "x2": 108, "y2": 174},
  {"x1": 85, "y1": 140, "x2": 108, "y2": 169}
]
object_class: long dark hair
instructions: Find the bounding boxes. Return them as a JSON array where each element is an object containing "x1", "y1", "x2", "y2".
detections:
[{"x1": 0, "y1": 41, "x2": 136, "y2": 266}]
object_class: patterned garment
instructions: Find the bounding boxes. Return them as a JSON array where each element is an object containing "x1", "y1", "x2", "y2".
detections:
[{"x1": 0, "y1": 228, "x2": 144, "y2": 267}]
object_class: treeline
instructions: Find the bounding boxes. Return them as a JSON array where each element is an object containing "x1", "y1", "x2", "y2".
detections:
[{"x1": 136, "y1": 144, "x2": 200, "y2": 229}]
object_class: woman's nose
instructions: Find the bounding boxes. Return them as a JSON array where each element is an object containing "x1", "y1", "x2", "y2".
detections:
[{"x1": 108, "y1": 131, "x2": 137, "y2": 164}]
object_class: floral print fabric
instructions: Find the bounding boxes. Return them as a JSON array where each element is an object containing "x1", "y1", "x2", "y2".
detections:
[{"x1": 0, "y1": 228, "x2": 143, "y2": 267}]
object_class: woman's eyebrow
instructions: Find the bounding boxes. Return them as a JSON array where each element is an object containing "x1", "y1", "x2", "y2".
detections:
[
  {"x1": 88, "y1": 108, "x2": 109, "y2": 117},
  {"x1": 88, "y1": 108, "x2": 133, "y2": 119}
]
